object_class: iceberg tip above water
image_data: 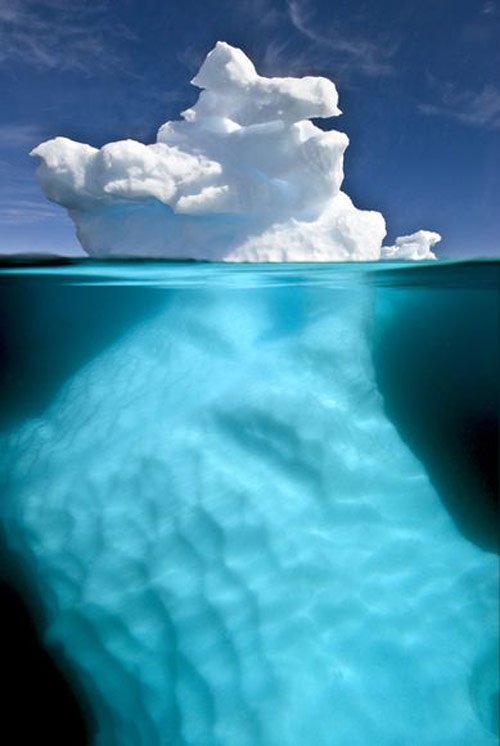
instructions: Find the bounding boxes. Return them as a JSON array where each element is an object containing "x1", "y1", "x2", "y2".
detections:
[
  {"x1": 381, "y1": 230, "x2": 442, "y2": 261},
  {"x1": 31, "y1": 41, "x2": 440, "y2": 262}
]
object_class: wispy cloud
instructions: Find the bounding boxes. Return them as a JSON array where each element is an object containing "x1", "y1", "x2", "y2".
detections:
[
  {"x1": 0, "y1": 198, "x2": 58, "y2": 224},
  {"x1": 230, "y1": 0, "x2": 285, "y2": 30},
  {"x1": 285, "y1": 0, "x2": 398, "y2": 78},
  {"x1": 0, "y1": 123, "x2": 48, "y2": 148},
  {"x1": 482, "y1": 1, "x2": 498, "y2": 16},
  {"x1": 0, "y1": 0, "x2": 135, "y2": 72},
  {"x1": 259, "y1": 38, "x2": 322, "y2": 77},
  {"x1": 0, "y1": 156, "x2": 58, "y2": 225},
  {"x1": 420, "y1": 83, "x2": 500, "y2": 131}
]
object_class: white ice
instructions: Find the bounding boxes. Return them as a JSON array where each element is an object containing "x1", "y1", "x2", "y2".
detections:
[
  {"x1": 31, "y1": 42, "x2": 440, "y2": 261},
  {"x1": 381, "y1": 230, "x2": 442, "y2": 261}
]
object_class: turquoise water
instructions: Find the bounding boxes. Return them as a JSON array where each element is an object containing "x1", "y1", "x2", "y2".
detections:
[{"x1": 0, "y1": 260, "x2": 498, "y2": 745}]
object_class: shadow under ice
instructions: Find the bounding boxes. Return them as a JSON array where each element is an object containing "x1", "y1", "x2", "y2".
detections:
[{"x1": 373, "y1": 280, "x2": 499, "y2": 554}]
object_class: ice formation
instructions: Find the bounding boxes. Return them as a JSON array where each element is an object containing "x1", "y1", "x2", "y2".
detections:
[
  {"x1": 31, "y1": 42, "x2": 440, "y2": 261},
  {"x1": 0, "y1": 271, "x2": 497, "y2": 745},
  {"x1": 381, "y1": 230, "x2": 441, "y2": 261}
]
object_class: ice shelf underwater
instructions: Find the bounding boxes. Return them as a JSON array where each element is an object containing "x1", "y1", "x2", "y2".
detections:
[{"x1": 31, "y1": 41, "x2": 441, "y2": 261}]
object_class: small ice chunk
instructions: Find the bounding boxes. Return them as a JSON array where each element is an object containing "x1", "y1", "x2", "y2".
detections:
[{"x1": 381, "y1": 231, "x2": 441, "y2": 261}]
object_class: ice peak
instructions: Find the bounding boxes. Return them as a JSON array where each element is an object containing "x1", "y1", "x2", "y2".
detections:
[{"x1": 30, "y1": 41, "x2": 439, "y2": 261}]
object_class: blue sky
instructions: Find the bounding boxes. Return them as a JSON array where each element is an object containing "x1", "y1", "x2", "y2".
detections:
[{"x1": 0, "y1": 0, "x2": 499, "y2": 258}]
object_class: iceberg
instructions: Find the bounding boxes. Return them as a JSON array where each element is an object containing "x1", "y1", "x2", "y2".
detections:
[
  {"x1": 30, "y1": 42, "x2": 440, "y2": 261},
  {"x1": 0, "y1": 265, "x2": 497, "y2": 745},
  {"x1": 381, "y1": 230, "x2": 442, "y2": 261}
]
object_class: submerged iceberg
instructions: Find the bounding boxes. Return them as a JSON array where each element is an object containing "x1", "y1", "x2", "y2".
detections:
[
  {"x1": 31, "y1": 42, "x2": 440, "y2": 261},
  {"x1": 0, "y1": 269, "x2": 497, "y2": 745}
]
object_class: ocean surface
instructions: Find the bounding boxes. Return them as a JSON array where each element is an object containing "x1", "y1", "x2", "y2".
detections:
[{"x1": 0, "y1": 259, "x2": 498, "y2": 745}]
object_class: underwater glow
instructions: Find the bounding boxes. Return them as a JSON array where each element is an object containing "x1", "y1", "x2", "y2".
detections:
[{"x1": 0, "y1": 263, "x2": 497, "y2": 746}]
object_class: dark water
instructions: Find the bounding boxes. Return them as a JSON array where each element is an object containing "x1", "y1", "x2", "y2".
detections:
[{"x1": 0, "y1": 258, "x2": 498, "y2": 745}]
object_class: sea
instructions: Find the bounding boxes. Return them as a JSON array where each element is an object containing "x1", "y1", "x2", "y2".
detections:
[{"x1": 0, "y1": 258, "x2": 498, "y2": 746}]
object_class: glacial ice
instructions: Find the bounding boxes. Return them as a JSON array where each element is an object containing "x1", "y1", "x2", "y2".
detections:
[
  {"x1": 31, "y1": 42, "x2": 440, "y2": 261},
  {"x1": 0, "y1": 274, "x2": 497, "y2": 745},
  {"x1": 381, "y1": 230, "x2": 442, "y2": 261}
]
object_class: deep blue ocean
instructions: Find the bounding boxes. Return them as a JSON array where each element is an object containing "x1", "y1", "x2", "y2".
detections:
[{"x1": 0, "y1": 259, "x2": 498, "y2": 745}]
